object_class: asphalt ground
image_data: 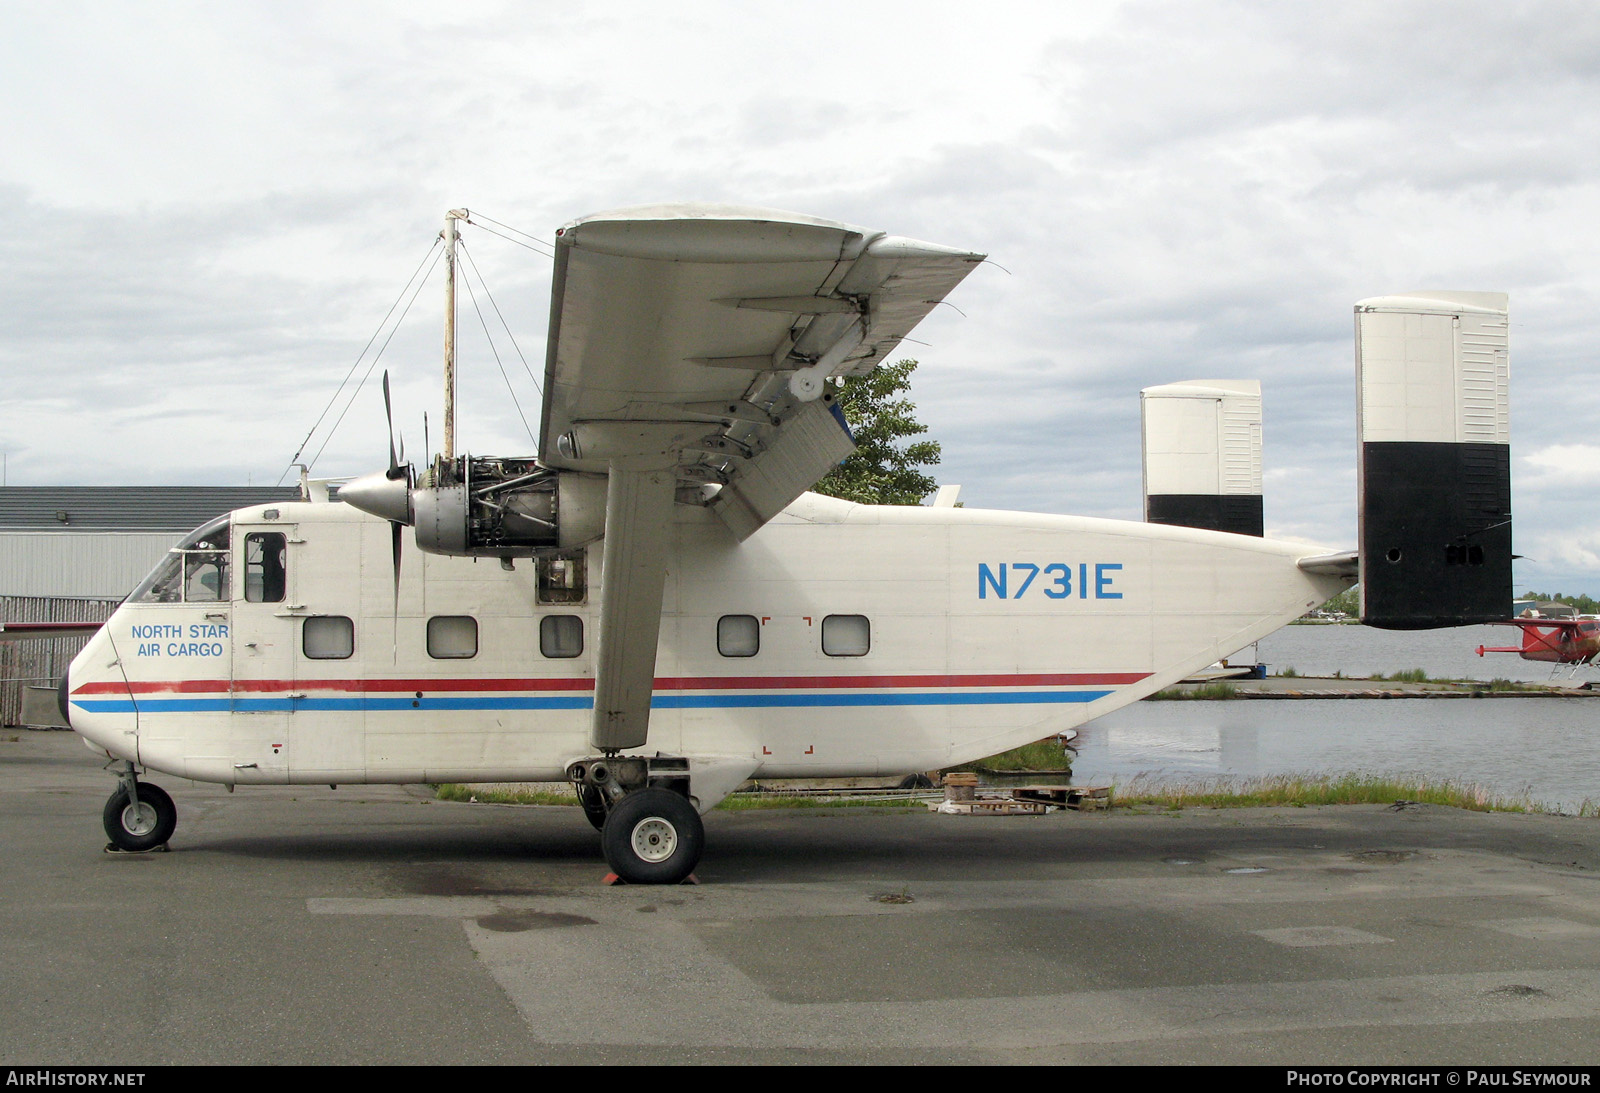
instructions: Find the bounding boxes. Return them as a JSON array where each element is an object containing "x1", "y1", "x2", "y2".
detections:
[{"x1": 5, "y1": 728, "x2": 1600, "y2": 1065}]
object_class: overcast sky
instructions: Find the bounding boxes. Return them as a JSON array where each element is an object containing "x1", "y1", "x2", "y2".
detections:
[{"x1": 4, "y1": 0, "x2": 1599, "y2": 594}]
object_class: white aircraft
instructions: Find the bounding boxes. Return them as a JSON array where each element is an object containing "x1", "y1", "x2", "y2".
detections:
[{"x1": 63, "y1": 206, "x2": 1512, "y2": 883}]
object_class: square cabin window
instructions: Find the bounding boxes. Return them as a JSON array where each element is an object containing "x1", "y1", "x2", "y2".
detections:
[
  {"x1": 717, "y1": 614, "x2": 759, "y2": 657},
  {"x1": 540, "y1": 614, "x2": 583, "y2": 659},
  {"x1": 822, "y1": 614, "x2": 870, "y2": 657},
  {"x1": 244, "y1": 532, "x2": 287, "y2": 603},
  {"x1": 303, "y1": 615, "x2": 354, "y2": 660},
  {"x1": 427, "y1": 615, "x2": 477, "y2": 659}
]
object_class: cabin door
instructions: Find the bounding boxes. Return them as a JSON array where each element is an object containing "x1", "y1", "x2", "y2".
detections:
[{"x1": 230, "y1": 523, "x2": 295, "y2": 783}]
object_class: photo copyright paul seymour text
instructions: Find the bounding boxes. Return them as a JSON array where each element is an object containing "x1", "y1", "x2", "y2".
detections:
[{"x1": 1288, "y1": 1074, "x2": 1592, "y2": 1088}]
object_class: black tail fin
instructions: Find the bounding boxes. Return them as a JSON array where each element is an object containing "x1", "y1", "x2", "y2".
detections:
[{"x1": 1356, "y1": 293, "x2": 1512, "y2": 629}]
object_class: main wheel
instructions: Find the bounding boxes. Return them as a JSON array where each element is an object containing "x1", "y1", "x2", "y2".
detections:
[
  {"x1": 577, "y1": 783, "x2": 608, "y2": 831},
  {"x1": 600, "y1": 787, "x2": 704, "y2": 884},
  {"x1": 102, "y1": 782, "x2": 176, "y2": 852}
]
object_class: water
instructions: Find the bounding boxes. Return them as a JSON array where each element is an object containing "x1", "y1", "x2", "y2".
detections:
[
  {"x1": 1258, "y1": 623, "x2": 1580, "y2": 683},
  {"x1": 1068, "y1": 625, "x2": 1600, "y2": 813}
]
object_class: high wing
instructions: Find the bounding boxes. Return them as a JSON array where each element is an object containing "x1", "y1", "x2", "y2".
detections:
[
  {"x1": 540, "y1": 204, "x2": 986, "y2": 539},
  {"x1": 537, "y1": 205, "x2": 984, "y2": 752}
]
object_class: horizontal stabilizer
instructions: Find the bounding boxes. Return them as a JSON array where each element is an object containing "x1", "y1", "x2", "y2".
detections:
[
  {"x1": 1141, "y1": 380, "x2": 1263, "y2": 537},
  {"x1": 1356, "y1": 292, "x2": 1512, "y2": 629}
]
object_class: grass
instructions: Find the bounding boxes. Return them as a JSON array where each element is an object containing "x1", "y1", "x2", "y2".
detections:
[
  {"x1": 1146, "y1": 671, "x2": 1559, "y2": 699},
  {"x1": 435, "y1": 783, "x2": 579, "y2": 807},
  {"x1": 1377, "y1": 668, "x2": 1430, "y2": 683},
  {"x1": 434, "y1": 781, "x2": 926, "y2": 810},
  {"x1": 1148, "y1": 682, "x2": 1238, "y2": 701},
  {"x1": 945, "y1": 739, "x2": 1074, "y2": 773},
  {"x1": 1478, "y1": 677, "x2": 1544, "y2": 693},
  {"x1": 717, "y1": 794, "x2": 925, "y2": 810},
  {"x1": 1109, "y1": 771, "x2": 1598, "y2": 815},
  {"x1": 436, "y1": 770, "x2": 1599, "y2": 817}
]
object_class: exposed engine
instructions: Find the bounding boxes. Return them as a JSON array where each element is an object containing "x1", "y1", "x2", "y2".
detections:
[
  {"x1": 412, "y1": 456, "x2": 608, "y2": 557},
  {"x1": 343, "y1": 455, "x2": 608, "y2": 559}
]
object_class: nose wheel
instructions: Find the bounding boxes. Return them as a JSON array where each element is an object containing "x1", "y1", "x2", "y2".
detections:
[
  {"x1": 600, "y1": 787, "x2": 703, "y2": 884},
  {"x1": 103, "y1": 781, "x2": 176, "y2": 852}
]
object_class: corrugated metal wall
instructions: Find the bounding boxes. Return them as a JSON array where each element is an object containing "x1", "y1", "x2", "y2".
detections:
[
  {"x1": 2, "y1": 595, "x2": 119, "y2": 726},
  {"x1": 0, "y1": 532, "x2": 179, "y2": 598}
]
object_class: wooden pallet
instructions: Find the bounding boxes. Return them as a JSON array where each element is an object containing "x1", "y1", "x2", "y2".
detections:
[
  {"x1": 1011, "y1": 785, "x2": 1112, "y2": 811},
  {"x1": 927, "y1": 797, "x2": 1051, "y2": 816}
]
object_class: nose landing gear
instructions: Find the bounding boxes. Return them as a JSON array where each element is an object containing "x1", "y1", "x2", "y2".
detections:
[{"x1": 102, "y1": 762, "x2": 176, "y2": 852}]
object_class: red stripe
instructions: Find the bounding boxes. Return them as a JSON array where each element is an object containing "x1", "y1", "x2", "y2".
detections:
[
  {"x1": 657, "y1": 672, "x2": 1149, "y2": 690},
  {"x1": 75, "y1": 677, "x2": 593, "y2": 695},
  {"x1": 75, "y1": 671, "x2": 1149, "y2": 697}
]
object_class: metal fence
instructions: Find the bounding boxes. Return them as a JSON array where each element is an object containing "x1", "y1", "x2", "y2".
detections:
[{"x1": 2, "y1": 595, "x2": 119, "y2": 726}]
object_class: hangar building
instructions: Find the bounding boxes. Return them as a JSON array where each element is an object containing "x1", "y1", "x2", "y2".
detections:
[{"x1": 1, "y1": 486, "x2": 301, "y2": 725}]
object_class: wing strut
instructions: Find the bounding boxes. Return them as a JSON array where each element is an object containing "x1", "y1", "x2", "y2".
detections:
[{"x1": 589, "y1": 466, "x2": 676, "y2": 752}]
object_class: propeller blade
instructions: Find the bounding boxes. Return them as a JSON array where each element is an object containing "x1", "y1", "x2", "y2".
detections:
[
  {"x1": 383, "y1": 371, "x2": 399, "y2": 475},
  {"x1": 391, "y1": 518, "x2": 402, "y2": 663},
  {"x1": 379, "y1": 370, "x2": 409, "y2": 662}
]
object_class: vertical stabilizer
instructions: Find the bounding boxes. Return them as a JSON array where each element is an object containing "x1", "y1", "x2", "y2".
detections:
[
  {"x1": 1356, "y1": 292, "x2": 1511, "y2": 629},
  {"x1": 1141, "y1": 380, "x2": 1263, "y2": 536}
]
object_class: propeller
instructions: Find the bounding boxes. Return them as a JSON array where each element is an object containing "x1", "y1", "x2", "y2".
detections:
[
  {"x1": 383, "y1": 372, "x2": 411, "y2": 658},
  {"x1": 342, "y1": 372, "x2": 416, "y2": 660},
  {"x1": 383, "y1": 374, "x2": 413, "y2": 558}
]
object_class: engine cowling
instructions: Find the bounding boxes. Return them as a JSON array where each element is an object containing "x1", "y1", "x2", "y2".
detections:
[{"x1": 345, "y1": 457, "x2": 608, "y2": 558}]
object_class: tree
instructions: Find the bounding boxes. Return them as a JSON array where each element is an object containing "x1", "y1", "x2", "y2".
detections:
[{"x1": 815, "y1": 359, "x2": 941, "y2": 505}]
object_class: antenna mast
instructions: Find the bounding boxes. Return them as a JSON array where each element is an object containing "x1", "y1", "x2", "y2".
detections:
[{"x1": 442, "y1": 208, "x2": 469, "y2": 462}]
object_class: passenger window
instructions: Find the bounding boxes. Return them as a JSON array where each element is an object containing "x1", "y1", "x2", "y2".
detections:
[
  {"x1": 427, "y1": 615, "x2": 477, "y2": 659},
  {"x1": 244, "y1": 533, "x2": 287, "y2": 603},
  {"x1": 540, "y1": 615, "x2": 583, "y2": 658},
  {"x1": 303, "y1": 616, "x2": 354, "y2": 659},
  {"x1": 717, "y1": 615, "x2": 759, "y2": 657},
  {"x1": 822, "y1": 614, "x2": 870, "y2": 657}
]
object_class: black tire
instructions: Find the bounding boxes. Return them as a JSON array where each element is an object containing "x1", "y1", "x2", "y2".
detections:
[
  {"x1": 600, "y1": 787, "x2": 704, "y2": 884},
  {"x1": 102, "y1": 782, "x2": 176, "y2": 851},
  {"x1": 577, "y1": 783, "x2": 608, "y2": 831}
]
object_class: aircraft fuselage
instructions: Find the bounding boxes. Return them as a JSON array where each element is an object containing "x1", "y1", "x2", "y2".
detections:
[{"x1": 68, "y1": 493, "x2": 1347, "y2": 793}]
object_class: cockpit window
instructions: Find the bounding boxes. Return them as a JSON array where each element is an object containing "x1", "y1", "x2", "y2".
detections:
[
  {"x1": 179, "y1": 516, "x2": 231, "y2": 552},
  {"x1": 182, "y1": 552, "x2": 228, "y2": 602},
  {"x1": 129, "y1": 515, "x2": 232, "y2": 604}
]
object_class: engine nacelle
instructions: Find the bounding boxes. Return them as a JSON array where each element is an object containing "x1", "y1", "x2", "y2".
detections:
[
  {"x1": 341, "y1": 456, "x2": 608, "y2": 559},
  {"x1": 412, "y1": 457, "x2": 608, "y2": 558}
]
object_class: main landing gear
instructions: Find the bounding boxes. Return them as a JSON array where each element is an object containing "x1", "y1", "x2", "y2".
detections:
[
  {"x1": 102, "y1": 761, "x2": 176, "y2": 852},
  {"x1": 567, "y1": 757, "x2": 704, "y2": 884}
]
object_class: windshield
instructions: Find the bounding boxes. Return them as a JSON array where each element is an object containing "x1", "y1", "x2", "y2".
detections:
[{"x1": 127, "y1": 515, "x2": 232, "y2": 604}]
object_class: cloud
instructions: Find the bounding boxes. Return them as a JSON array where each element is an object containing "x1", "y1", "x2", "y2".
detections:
[{"x1": 3, "y1": 1, "x2": 1600, "y2": 593}]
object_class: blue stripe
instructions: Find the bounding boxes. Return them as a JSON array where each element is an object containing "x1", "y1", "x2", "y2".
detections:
[
  {"x1": 75, "y1": 688, "x2": 1115, "y2": 715},
  {"x1": 77, "y1": 696, "x2": 592, "y2": 713},
  {"x1": 649, "y1": 690, "x2": 1113, "y2": 708}
]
